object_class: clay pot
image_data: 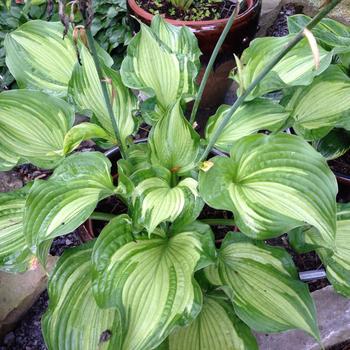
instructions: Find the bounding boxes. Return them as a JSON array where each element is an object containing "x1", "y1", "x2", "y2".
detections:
[{"x1": 127, "y1": 0, "x2": 262, "y2": 111}]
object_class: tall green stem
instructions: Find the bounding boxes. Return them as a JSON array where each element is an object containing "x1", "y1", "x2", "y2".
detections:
[
  {"x1": 199, "y1": 0, "x2": 343, "y2": 162},
  {"x1": 189, "y1": 5, "x2": 240, "y2": 125},
  {"x1": 83, "y1": 21, "x2": 127, "y2": 159}
]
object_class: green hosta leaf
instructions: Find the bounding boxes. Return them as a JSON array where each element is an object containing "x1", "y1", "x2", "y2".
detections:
[
  {"x1": 314, "y1": 128, "x2": 350, "y2": 160},
  {"x1": 232, "y1": 35, "x2": 333, "y2": 100},
  {"x1": 69, "y1": 46, "x2": 137, "y2": 142},
  {"x1": 288, "y1": 15, "x2": 350, "y2": 54},
  {"x1": 63, "y1": 122, "x2": 114, "y2": 155},
  {"x1": 217, "y1": 233, "x2": 320, "y2": 340},
  {"x1": 130, "y1": 166, "x2": 203, "y2": 233},
  {"x1": 121, "y1": 15, "x2": 198, "y2": 120},
  {"x1": 92, "y1": 216, "x2": 215, "y2": 350},
  {"x1": 288, "y1": 225, "x2": 320, "y2": 254},
  {"x1": 199, "y1": 134, "x2": 337, "y2": 244},
  {"x1": 301, "y1": 204, "x2": 350, "y2": 297},
  {"x1": 24, "y1": 152, "x2": 115, "y2": 255},
  {"x1": 164, "y1": 292, "x2": 258, "y2": 350},
  {"x1": 42, "y1": 242, "x2": 122, "y2": 350},
  {"x1": 205, "y1": 99, "x2": 290, "y2": 152},
  {"x1": 0, "y1": 185, "x2": 33, "y2": 272},
  {"x1": 151, "y1": 14, "x2": 201, "y2": 68},
  {"x1": 0, "y1": 146, "x2": 19, "y2": 172},
  {"x1": 149, "y1": 100, "x2": 200, "y2": 174},
  {"x1": 4, "y1": 21, "x2": 77, "y2": 98},
  {"x1": 116, "y1": 143, "x2": 152, "y2": 201},
  {"x1": 319, "y1": 204, "x2": 350, "y2": 297},
  {"x1": 286, "y1": 66, "x2": 350, "y2": 140},
  {"x1": 5, "y1": 20, "x2": 112, "y2": 98},
  {"x1": 0, "y1": 90, "x2": 74, "y2": 170}
]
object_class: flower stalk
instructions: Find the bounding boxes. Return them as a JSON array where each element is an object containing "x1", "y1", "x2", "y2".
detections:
[
  {"x1": 189, "y1": 3, "x2": 240, "y2": 124},
  {"x1": 199, "y1": 0, "x2": 344, "y2": 162},
  {"x1": 79, "y1": 2, "x2": 128, "y2": 159}
]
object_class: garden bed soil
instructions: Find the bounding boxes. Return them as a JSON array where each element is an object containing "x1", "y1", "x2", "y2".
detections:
[
  {"x1": 135, "y1": 0, "x2": 247, "y2": 21},
  {"x1": 329, "y1": 151, "x2": 350, "y2": 177}
]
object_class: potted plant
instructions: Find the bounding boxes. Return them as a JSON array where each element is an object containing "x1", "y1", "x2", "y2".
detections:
[
  {"x1": 127, "y1": 0, "x2": 262, "y2": 111},
  {"x1": 0, "y1": 0, "x2": 349, "y2": 348}
]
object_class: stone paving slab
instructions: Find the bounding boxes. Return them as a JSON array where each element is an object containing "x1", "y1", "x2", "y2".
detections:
[
  {"x1": 0, "y1": 256, "x2": 57, "y2": 339},
  {"x1": 256, "y1": 286, "x2": 350, "y2": 350},
  {"x1": 282, "y1": 0, "x2": 350, "y2": 25}
]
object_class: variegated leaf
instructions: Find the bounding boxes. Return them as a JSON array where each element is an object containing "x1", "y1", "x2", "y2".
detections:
[
  {"x1": 5, "y1": 20, "x2": 112, "y2": 98},
  {"x1": 232, "y1": 35, "x2": 333, "y2": 100},
  {"x1": 0, "y1": 90, "x2": 74, "y2": 170},
  {"x1": 24, "y1": 152, "x2": 115, "y2": 255},
  {"x1": 63, "y1": 122, "x2": 114, "y2": 155},
  {"x1": 5, "y1": 21, "x2": 77, "y2": 98},
  {"x1": 121, "y1": 16, "x2": 198, "y2": 121},
  {"x1": 130, "y1": 166, "x2": 204, "y2": 233},
  {"x1": 217, "y1": 233, "x2": 320, "y2": 340},
  {"x1": 149, "y1": 100, "x2": 200, "y2": 174},
  {"x1": 92, "y1": 217, "x2": 215, "y2": 350},
  {"x1": 69, "y1": 46, "x2": 138, "y2": 143},
  {"x1": 199, "y1": 134, "x2": 337, "y2": 245},
  {"x1": 163, "y1": 292, "x2": 258, "y2": 350},
  {"x1": 286, "y1": 65, "x2": 350, "y2": 140},
  {"x1": 150, "y1": 15, "x2": 201, "y2": 68},
  {"x1": 314, "y1": 128, "x2": 350, "y2": 160},
  {"x1": 0, "y1": 146, "x2": 19, "y2": 172},
  {"x1": 300, "y1": 204, "x2": 350, "y2": 297},
  {"x1": 42, "y1": 242, "x2": 122, "y2": 350},
  {"x1": 205, "y1": 98, "x2": 290, "y2": 152},
  {"x1": 0, "y1": 185, "x2": 33, "y2": 272},
  {"x1": 288, "y1": 15, "x2": 350, "y2": 55}
]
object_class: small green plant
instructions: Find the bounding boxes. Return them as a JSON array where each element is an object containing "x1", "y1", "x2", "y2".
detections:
[
  {"x1": 0, "y1": 0, "x2": 349, "y2": 349},
  {"x1": 168, "y1": 0, "x2": 194, "y2": 10}
]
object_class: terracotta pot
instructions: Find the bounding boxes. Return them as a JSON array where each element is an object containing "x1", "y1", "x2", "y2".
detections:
[
  {"x1": 127, "y1": 0, "x2": 261, "y2": 59},
  {"x1": 127, "y1": 0, "x2": 262, "y2": 110}
]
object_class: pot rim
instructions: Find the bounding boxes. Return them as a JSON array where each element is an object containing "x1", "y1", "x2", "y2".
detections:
[{"x1": 127, "y1": 0, "x2": 259, "y2": 27}]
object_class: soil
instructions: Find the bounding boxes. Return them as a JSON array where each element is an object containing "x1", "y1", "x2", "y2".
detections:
[
  {"x1": 135, "y1": 0, "x2": 247, "y2": 21},
  {"x1": 330, "y1": 340, "x2": 350, "y2": 350},
  {"x1": 329, "y1": 151, "x2": 350, "y2": 177},
  {"x1": 0, "y1": 292, "x2": 48, "y2": 350},
  {"x1": 266, "y1": 3, "x2": 304, "y2": 36}
]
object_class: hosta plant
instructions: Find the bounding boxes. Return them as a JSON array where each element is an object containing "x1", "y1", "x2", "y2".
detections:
[{"x1": 0, "y1": 0, "x2": 349, "y2": 349}]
